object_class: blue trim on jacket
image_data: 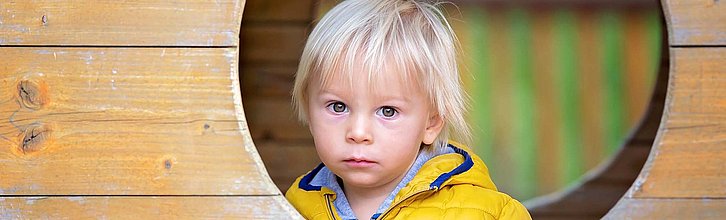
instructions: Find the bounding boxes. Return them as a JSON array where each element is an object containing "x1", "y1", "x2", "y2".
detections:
[
  {"x1": 299, "y1": 163, "x2": 325, "y2": 191},
  {"x1": 429, "y1": 145, "x2": 473, "y2": 189}
]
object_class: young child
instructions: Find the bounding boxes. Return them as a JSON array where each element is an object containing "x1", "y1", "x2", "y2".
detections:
[{"x1": 285, "y1": 0, "x2": 531, "y2": 219}]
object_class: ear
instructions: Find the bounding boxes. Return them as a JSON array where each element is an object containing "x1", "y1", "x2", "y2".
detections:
[{"x1": 422, "y1": 113, "x2": 445, "y2": 145}]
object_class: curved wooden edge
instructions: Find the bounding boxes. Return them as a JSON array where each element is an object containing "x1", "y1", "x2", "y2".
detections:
[
  {"x1": 524, "y1": 5, "x2": 670, "y2": 218},
  {"x1": 603, "y1": 0, "x2": 726, "y2": 218},
  {"x1": 231, "y1": 47, "x2": 303, "y2": 219},
  {"x1": 234, "y1": 2, "x2": 303, "y2": 217},
  {"x1": 604, "y1": 48, "x2": 726, "y2": 219}
]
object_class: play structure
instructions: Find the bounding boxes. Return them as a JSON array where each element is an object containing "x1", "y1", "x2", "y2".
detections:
[{"x1": 0, "y1": 0, "x2": 723, "y2": 218}]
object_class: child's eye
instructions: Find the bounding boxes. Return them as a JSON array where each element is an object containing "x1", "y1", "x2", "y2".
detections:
[
  {"x1": 326, "y1": 102, "x2": 348, "y2": 113},
  {"x1": 377, "y1": 106, "x2": 397, "y2": 118}
]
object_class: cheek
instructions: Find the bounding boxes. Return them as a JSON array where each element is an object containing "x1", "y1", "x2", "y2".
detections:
[
  {"x1": 308, "y1": 113, "x2": 342, "y2": 151},
  {"x1": 378, "y1": 115, "x2": 428, "y2": 138}
]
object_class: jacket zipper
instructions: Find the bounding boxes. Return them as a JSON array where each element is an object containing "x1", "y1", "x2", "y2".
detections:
[
  {"x1": 375, "y1": 188, "x2": 434, "y2": 220},
  {"x1": 325, "y1": 194, "x2": 336, "y2": 220}
]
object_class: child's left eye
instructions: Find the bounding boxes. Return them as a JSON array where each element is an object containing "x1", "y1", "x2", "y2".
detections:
[
  {"x1": 377, "y1": 106, "x2": 397, "y2": 118},
  {"x1": 326, "y1": 101, "x2": 348, "y2": 114}
]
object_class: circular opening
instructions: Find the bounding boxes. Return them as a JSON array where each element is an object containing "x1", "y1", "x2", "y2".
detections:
[{"x1": 240, "y1": 0, "x2": 663, "y2": 216}]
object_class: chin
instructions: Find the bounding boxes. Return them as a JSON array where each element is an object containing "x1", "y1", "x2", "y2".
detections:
[{"x1": 340, "y1": 175, "x2": 382, "y2": 188}]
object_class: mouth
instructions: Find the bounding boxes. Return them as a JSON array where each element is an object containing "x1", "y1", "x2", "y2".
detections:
[
  {"x1": 344, "y1": 158, "x2": 375, "y2": 163},
  {"x1": 343, "y1": 157, "x2": 377, "y2": 167}
]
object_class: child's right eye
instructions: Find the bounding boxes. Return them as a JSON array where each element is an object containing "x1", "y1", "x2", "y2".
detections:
[{"x1": 326, "y1": 102, "x2": 348, "y2": 113}]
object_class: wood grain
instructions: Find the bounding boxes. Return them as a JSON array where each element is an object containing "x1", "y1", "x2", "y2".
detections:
[
  {"x1": 663, "y1": 0, "x2": 726, "y2": 46},
  {"x1": 244, "y1": 97, "x2": 311, "y2": 141},
  {"x1": 237, "y1": 0, "x2": 316, "y2": 199},
  {"x1": 606, "y1": 198, "x2": 726, "y2": 219},
  {"x1": 626, "y1": 48, "x2": 726, "y2": 198},
  {"x1": 241, "y1": 65, "x2": 297, "y2": 98},
  {"x1": 0, "y1": 196, "x2": 298, "y2": 219},
  {"x1": 0, "y1": 0, "x2": 244, "y2": 46},
  {"x1": 240, "y1": 25, "x2": 308, "y2": 63},
  {"x1": 0, "y1": 47, "x2": 278, "y2": 196},
  {"x1": 243, "y1": 0, "x2": 315, "y2": 22}
]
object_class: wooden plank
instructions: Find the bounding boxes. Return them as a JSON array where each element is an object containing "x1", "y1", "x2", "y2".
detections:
[
  {"x1": 240, "y1": 65, "x2": 296, "y2": 98},
  {"x1": 529, "y1": 8, "x2": 561, "y2": 195},
  {"x1": 573, "y1": 9, "x2": 607, "y2": 170},
  {"x1": 240, "y1": 25, "x2": 308, "y2": 64},
  {"x1": 0, "y1": 196, "x2": 301, "y2": 219},
  {"x1": 482, "y1": 7, "x2": 517, "y2": 196},
  {"x1": 0, "y1": 1, "x2": 244, "y2": 46},
  {"x1": 243, "y1": 0, "x2": 315, "y2": 22},
  {"x1": 243, "y1": 97, "x2": 312, "y2": 141},
  {"x1": 0, "y1": 47, "x2": 277, "y2": 195},
  {"x1": 626, "y1": 48, "x2": 726, "y2": 198},
  {"x1": 605, "y1": 198, "x2": 726, "y2": 219},
  {"x1": 663, "y1": 0, "x2": 726, "y2": 46}
]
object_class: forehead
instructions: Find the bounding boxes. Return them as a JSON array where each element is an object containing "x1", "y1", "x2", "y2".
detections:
[{"x1": 312, "y1": 59, "x2": 424, "y2": 96}]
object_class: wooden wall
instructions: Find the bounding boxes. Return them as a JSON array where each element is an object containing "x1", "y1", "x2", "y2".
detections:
[
  {"x1": 605, "y1": 0, "x2": 726, "y2": 218},
  {"x1": 1, "y1": 0, "x2": 300, "y2": 218},
  {"x1": 240, "y1": 0, "x2": 320, "y2": 191}
]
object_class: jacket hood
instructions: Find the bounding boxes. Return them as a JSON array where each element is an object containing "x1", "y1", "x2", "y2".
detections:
[{"x1": 390, "y1": 141, "x2": 498, "y2": 201}]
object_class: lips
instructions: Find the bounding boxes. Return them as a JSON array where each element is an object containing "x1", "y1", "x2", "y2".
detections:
[
  {"x1": 344, "y1": 158, "x2": 375, "y2": 163},
  {"x1": 343, "y1": 157, "x2": 376, "y2": 168}
]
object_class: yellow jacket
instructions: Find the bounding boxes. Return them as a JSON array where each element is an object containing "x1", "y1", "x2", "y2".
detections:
[{"x1": 285, "y1": 143, "x2": 532, "y2": 219}]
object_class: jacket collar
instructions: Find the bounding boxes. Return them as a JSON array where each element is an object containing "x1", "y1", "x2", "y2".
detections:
[
  {"x1": 429, "y1": 145, "x2": 474, "y2": 189},
  {"x1": 298, "y1": 163, "x2": 325, "y2": 191},
  {"x1": 297, "y1": 142, "x2": 492, "y2": 192}
]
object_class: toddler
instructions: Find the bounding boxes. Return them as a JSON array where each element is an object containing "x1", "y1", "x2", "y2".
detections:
[{"x1": 285, "y1": 0, "x2": 531, "y2": 219}]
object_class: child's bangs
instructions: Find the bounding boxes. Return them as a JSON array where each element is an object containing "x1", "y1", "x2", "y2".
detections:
[{"x1": 313, "y1": 31, "x2": 424, "y2": 96}]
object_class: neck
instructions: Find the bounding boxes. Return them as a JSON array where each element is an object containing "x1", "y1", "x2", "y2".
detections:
[{"x1": 343, "y1": 178, "x2": 399, "y2": 220}]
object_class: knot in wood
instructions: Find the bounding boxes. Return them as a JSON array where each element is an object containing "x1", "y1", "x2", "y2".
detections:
[
  {"x1": 164, "y1": 159, "x2": 173, "y2": 170},
  {"x1": 20, "y1": 124, "x2": 51, "y2": 154},
  {"x1": 17, "y1": 80, "x2": 48, "y2": 110}
]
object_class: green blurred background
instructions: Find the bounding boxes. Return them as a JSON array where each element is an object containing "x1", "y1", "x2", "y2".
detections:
[{"x1": 453, "y1": 5, "x2": 661, "y2": 200}]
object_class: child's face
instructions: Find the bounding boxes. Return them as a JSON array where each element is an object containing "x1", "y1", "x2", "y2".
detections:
[{"x1": 306, "y1": 64, "x2": 443, "y2": 191}]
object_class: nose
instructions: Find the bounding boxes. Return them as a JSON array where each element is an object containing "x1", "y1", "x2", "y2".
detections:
[{"x1": 346, "y1": 113, "x2": 373, "y2": 145}]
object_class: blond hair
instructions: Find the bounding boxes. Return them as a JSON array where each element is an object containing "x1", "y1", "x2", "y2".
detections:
[{"x1": 292, "y1": 0, "x2": 470, "y2": 150}]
